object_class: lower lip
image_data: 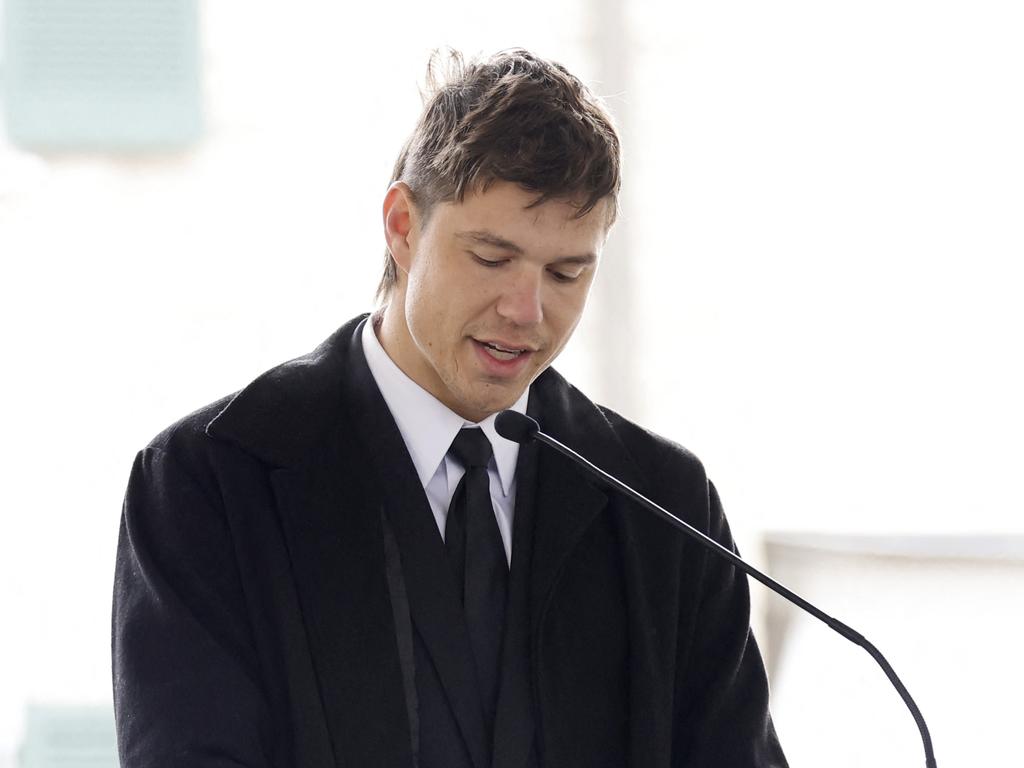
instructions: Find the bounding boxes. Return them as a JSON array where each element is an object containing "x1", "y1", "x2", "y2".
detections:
[{"x1": 471, "y1": 339, "x2": 534, "y2": 377}]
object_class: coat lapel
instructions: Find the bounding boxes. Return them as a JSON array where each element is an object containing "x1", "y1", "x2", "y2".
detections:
[
  {"x1": 270, "y1": 436, "x2": 413, "y2": 768},
  {"x1": 526, "y1": 371, "x2": 619, "y2": 640},
  {"x1": 339, "y1": 319, "x2": 490, "y2": 768},
  {"x1": 208, "y1": 315, "x2": 414, "y2": 768},
  {"x1": 526, "y1": 369, "x2": 673, "y2": 768}
]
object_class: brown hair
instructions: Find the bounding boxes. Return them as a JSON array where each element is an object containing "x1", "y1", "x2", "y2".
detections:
[{"x1": 376, "y1": 48, "x2": 622, "y2": 303}]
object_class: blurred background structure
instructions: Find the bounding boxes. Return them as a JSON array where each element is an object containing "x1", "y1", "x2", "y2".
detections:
[
  {"x1": 1, "y1": 0, "x2": 1022, "y2": 765},
  {"x1": 4, "y1": 0, "x2": 200, "y2": 150}
]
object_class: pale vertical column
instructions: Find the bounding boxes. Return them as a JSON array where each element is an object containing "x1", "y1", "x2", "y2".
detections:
[{"x1": 578, "y1": 0, "x2": 642, "y2": 422}]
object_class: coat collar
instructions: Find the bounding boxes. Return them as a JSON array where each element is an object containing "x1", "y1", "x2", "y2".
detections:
[
  {"x1": 205, "y1": 316, "x2": 365, "y2": 467},
  {"x1": 206, "y1": 313, "x2": 644, "y2": 486}
]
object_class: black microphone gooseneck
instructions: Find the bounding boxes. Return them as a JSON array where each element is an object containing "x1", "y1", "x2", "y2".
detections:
[{"x1": 495, "y1": 410, "x2": 937, "y2": 768}]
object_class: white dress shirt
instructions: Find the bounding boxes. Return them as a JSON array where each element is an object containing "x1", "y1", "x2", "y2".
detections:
[{"x1": 361, "y1": 316, "x2": 529, "y2": 564}]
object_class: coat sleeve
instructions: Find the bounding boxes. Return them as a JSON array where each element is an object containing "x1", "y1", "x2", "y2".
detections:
[
  {"x1": 672, "y1": 479, "x2": 788, "y2": 768},
  {"x1": 112, "y1": 445, "x2": 275, "y2": 767}
]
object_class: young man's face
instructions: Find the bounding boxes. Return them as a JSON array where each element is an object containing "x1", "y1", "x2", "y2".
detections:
[{"x1": 380, "y1": 180, "x2": 611, "y2": 423}]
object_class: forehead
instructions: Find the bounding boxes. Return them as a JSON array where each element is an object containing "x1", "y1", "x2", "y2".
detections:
[{"x1": 439, "y1": 181, "x2": 612, "y2": 250}]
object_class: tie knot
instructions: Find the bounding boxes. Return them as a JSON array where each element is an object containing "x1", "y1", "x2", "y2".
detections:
[{"x1": 450, "y1": 428, "x2": 493, "y2": 470}]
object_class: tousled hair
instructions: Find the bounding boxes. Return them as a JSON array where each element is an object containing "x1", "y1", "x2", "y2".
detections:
[{"x1": 376, "y1": 48, "x2": 622, "y2": 303}]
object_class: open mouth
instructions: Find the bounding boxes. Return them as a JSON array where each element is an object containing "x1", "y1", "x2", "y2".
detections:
[{"x1": 479, "y1": 341, "x2": 526, "y2": 361}]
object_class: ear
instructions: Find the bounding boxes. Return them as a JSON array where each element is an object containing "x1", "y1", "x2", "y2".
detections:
[{"x1": 382, "y1": 182, "x2": 419, "y2": 277}]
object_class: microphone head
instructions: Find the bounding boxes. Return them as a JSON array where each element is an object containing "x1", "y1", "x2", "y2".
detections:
[{"x1": 495, "y1": 410, "x2": 540, "y2": 444}]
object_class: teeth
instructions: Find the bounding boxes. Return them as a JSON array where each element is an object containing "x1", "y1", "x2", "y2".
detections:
[{"x1": 483, "y1": 342, "x2": 523, "y2": 360}]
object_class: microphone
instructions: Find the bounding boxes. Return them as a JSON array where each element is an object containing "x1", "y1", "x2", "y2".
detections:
[
  {"x1": 495, "y1": 409, "x2": 938, "y2": 768},
  {"x1": 494, "y1": 410, "x2": 539, "y2": 443}
]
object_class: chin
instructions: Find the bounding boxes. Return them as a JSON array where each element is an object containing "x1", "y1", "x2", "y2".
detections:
[
  {"x1": 459, "y1": 390, "x2": 516, "y2": 421},
  {"x1": 464, "y1": 396, "x2": 505, "y2": 418}
]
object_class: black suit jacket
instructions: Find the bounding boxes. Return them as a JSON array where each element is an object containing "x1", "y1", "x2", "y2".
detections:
[{"x1": 112, "y1": 314, "x2": 787, "y2": 768}]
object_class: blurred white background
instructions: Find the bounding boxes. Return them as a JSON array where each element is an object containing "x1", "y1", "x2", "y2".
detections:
[{"x1": 1, "y1": 0, "x2": 1021, "y2": 765}]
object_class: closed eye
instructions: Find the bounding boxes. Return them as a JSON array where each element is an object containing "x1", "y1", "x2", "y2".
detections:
[
  {"x1": 549, "y1": 269, "x2": 581, "y2": 283},
  {"x1": 471, "y1": 252, "x2": 505, "y2": 267}
]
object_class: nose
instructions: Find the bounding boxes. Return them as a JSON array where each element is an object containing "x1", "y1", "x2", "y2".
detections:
[{"x1": 495, "y1": 268, "x2": 544, "y2": 326}]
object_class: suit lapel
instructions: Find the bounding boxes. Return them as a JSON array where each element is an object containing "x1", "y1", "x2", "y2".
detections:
[{"x1": 491, "y1": 432, "x2": 538, "y2": 768}]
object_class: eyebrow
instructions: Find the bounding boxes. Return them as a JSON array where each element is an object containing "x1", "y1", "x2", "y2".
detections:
[{"x1": 455, "y1": 230, "x2": 596, "y2": 265}]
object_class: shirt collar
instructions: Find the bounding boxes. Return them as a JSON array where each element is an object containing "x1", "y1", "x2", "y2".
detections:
[{"x1": 361, "y1": 315, "x2": 528, "y2": 496}]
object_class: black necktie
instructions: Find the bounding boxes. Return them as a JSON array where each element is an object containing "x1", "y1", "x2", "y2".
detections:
[{"x1": 444, "y1": 427, "x2": 508, "y2": 729}]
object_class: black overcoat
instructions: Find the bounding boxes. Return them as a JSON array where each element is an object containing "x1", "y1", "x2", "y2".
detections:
[{"x1": 112, "y1": 314, "x2": 787, "y2": 768}]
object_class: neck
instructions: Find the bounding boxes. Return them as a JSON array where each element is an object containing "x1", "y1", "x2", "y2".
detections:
[{"x1": 376, "y1": 299, "x2": 410, "y2": 375}]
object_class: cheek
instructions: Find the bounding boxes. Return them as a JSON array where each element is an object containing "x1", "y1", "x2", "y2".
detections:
[
  {"x1": 405, "y1": 276, "x2": 460, "y2": 355},
  {"x1": 404, "y1": 256, "x2": 444, "y2": 320},
  {"x1": 546, "y1": 287, "x2": 590, "y2": 333}
]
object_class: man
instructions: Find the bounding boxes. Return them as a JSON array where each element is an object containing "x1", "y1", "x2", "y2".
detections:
[{"x1": 112, "y1": 49, "x2": 787, "y2": 768}]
